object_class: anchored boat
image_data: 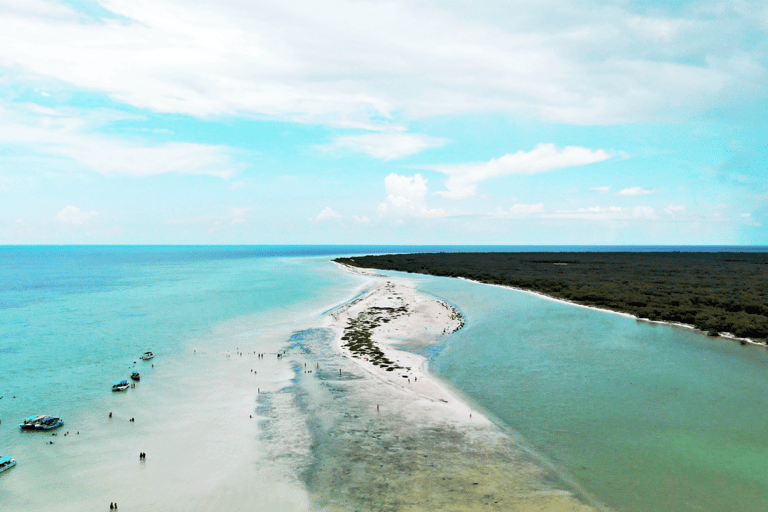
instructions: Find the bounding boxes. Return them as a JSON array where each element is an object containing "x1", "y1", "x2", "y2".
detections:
[
  {"x1": 140, "y1": 351, "x2": 154, "y2": 361},
  {"x1": 131, "y1": 371, "x2": 140, "y2": 381},
  {"x1": 19, "y1": 414, "x2": 47, "y2": 430},
  {"x1": 0, "y1": 456, "x2": 16, "y2": 473},
  {"x1": 35, "y1": 416, "x2": 63, "y2": 430},
  {"x1": 112, "y1": 380, "x2": 130, "y2": 392}
]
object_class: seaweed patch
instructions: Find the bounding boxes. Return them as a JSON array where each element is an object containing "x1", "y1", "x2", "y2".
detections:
[{"x1": 341, "y1": 305, "x2": 409, "y2": 370}]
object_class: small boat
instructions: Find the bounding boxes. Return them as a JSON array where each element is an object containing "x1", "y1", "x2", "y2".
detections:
[
  {"x1": 140, "y1": 351, "x2": 154, "y2": 361},
  {"x1": 0, "y1": 456, "x2": 17, "y2": 473},
  {"x1": 131, "y1": 371, "x2": 140, "y2": 381},
  {"x1": 112, "y1": 380, "x2": 130, "y2": 392},
  {"x1": 35, "y1": 416, "x2": 64, "y2": 430},
  {"x1": 20, "y1": 414, "x2": 48, "y2": 430}
]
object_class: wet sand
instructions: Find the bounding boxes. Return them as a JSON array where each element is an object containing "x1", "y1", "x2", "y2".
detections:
[
  {"x1": 315, "y1": 265, "x2": 606, "y2": 511},
  {"x1": 2, "y1": 261, "x2": 607, "y2": 511}
]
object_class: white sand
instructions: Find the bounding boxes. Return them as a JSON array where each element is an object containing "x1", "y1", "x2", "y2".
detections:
[
  {"x1": 324, "y1": 264, "x2": 606, "y2": 511},
  {"x1": 327, "y1": 265, "x2": 485, "y2": 426}
]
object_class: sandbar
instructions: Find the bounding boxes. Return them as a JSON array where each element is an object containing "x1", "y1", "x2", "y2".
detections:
[{"x1": 319, "y1": 263, "x2": 607, "y2": 511}]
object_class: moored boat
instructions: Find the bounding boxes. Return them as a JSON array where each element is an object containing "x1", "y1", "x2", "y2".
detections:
[
  {"x1": 36, "y1": 416, "x2": 64, "y2": 430},
  {"x1": 19, "y1": 414, "x2": 48, "y2": 430},
  {"x1": 112, "y1": 380, "x2": 130, "y2": 392},
  {"x1": 0, "y1": 456, "x2": 16, "y2": 473},
  {"x1": 140, "y1": 351, "x2": 154, "y2": 361},
  {"x1": 131, "y1": 371, "x2": 140, "y2": 381}
]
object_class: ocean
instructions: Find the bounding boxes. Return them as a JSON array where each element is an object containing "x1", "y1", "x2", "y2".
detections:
[{"x1": 1, "y1": 246, "x2": 766, "y2": 511}]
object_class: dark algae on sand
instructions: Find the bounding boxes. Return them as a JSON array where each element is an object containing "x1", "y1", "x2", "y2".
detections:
[{"x1": 335, "y1": 252, "x2": 768, "y2": 341}]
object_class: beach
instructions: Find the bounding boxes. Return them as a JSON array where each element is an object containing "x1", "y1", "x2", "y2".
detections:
[
  {"x1": 5, "y1": 248, "x2": 768, "y2": 512},
  {"x1": 0, "y1": 250, "x2": 601, "y2": 511},
  {"x1": 315, "y1": 264, "x2": 604, "y2": 510}
]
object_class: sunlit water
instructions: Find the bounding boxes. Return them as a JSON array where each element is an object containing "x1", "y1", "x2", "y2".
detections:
[
  {"x1": 420, "y1": 274, "x2": 768, "y2": 512},
  {"x1": 2, "y1": 247, "x2": 766, "y2": 511}
]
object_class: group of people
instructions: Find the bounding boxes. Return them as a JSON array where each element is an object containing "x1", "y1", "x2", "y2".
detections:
[
  {"x1": 139, "y1": 452, "x2": 146, "y2": 460},
  {"x1": 109, "y1": 503, "x2": 118, "y2": 510}
]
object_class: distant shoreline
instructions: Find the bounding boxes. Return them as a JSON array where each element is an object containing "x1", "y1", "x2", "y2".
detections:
[
  {"x1": 334, "y1": 252, "x2": 768, "y2": 344},
  {"x1": 456, "y1": 276, "x2": 767, "y2": 349},
  {"x1": 339, "y1": 259, "x2": 766, "y2": 348}
]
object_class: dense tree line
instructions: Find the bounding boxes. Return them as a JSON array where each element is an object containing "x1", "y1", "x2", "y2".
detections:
[{"x1": 334, "y1": 252, "x2": 768, "y2": 342}]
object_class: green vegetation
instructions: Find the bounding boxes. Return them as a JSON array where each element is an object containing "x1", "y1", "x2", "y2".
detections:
[
  {"x1": 342, "y1": 306, "x2": 408, "y2": 370},
  {"x1": 334, "y1": 252, "x2": 768, "y2": 342}
]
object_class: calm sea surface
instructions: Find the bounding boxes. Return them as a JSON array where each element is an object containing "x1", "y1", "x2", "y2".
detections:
[
  {"x1": 421, "y1": 274, "x2": 768, "y2": 512},
  {"x1": 1, "y1": 246, "x2": 766, "y2": 511}
]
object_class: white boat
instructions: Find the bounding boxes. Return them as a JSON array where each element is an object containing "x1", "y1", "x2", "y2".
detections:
[
  {"x1": 0, "y1": 456, "x2": 16, "y2": 473},
  {"x1": 140, "y1": 351, "x2": 154, "y2": 361},
  {"x1": 112, "y1": 380, "x2": 130, "y2": 392}
]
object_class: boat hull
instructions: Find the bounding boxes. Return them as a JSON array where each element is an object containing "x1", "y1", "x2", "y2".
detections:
[
  {"x1": 36, "y1": 420, "x2": 63, "y2": 431},
  {"x1": 19, "y1": 415, "x2": 48, "y2": 430},
  {"x1": 0, "y1": 458, "x2": 16, "y2": 473}
]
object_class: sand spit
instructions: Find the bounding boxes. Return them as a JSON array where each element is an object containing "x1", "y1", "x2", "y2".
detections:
[
  {"x1": 317, "y1": 264, "x2": 604, "y2": 511},
  {"x1": 328, "y1": 275, "x2": 465, "y2": 408}
]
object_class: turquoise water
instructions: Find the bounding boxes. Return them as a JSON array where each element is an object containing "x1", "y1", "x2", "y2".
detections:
[
  {"x1": 0, "y1": 247, "x2": 359, "y2": 424},
  {"x1": 2, "y1": 246, "x2": 767, "y2": 511},
  {"x1": 420, "y1": 274, "x2": 768, "y2": 512}
]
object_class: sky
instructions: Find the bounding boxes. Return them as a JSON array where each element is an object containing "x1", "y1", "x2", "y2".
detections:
[{"x1": 1, "y1": 0, "x2": 766, "y2": 245}]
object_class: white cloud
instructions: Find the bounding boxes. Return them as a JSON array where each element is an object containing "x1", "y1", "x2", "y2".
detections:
[
  {"x1": 315, "y1": 206, "x2": 341, "y2": 221},
  {"x1": 317, "y1": 132, "x2": 447, "y2": 160},
  {"x1": 0, "y1": 102, "x2": 240, "y2": 178},
  {"x1": 548, "y1": 205, "x2": 658, "y2": 220},
  {"x1": 58, "y1": 140, "x2": 236, "y2": 178},
  {"x1": 618, "y1": 186, "x2": 656, "y2": 196},
  {"x1": 591, "y1": 186, "x2": 611, "y2": 192},
  {"x1": 511, "y1": 203, "x2": 544, "y2": 214},
  {"x1": 493, "y1": 203, "x2": 545, "y2": 217},
  {"x1": 431, "y1": 143, "x2": 612, "y2": 199},
  {"x1": 550, "y1": 206, "x2": 624, "y2": 220},
  {"x1": 632, "y1": 206, "x2": 655, "y2": 218},
  {"x1": 54, "y1": 205, "x2": 98, "y2": 224},
  {"x1": 353, "y1": 215, "x2": 370, "y2": 223},
  {"x1": 227, "y1": 207, "x2": 250, "y2": 225},
  {"x1": 665, "y1": 204, "x2": 686, "y2": 213},
  {"x1": 0, "y1": 0, "x2": 758, "y2": 125},
  {"x1": 379, "y1": 173, "x2": 427, "y2": 213},
  {"x1": 378, "y1": 173, "x2": 445, "y2": 217},
  {"x1": 419, "y1": 208, "x2": 446, "y2": 218}
]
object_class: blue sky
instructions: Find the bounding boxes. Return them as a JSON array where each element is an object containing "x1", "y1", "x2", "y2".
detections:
[{"x1": 1, "y1": 0, "x2": 766, "y2": 244}]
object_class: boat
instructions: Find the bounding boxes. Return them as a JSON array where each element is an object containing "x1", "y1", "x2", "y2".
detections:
[
  {"x1": 140, "y1": 351, "x2": 154, "y2": 361},
  {"x1": 112, "y1": 380, "x2": 130, "y2": 392},
  {"x1": 35, "y1": 416, "x2": 64, "y2": 430},
  {"x1": 19, "y1": 414, "x2": 48, "y2": 430},
  {"x1": 0, "y1": 456, "x2": 16, "y2": 473},
  {"x1": 130, "y1": 371, "x2": 140, "y2": 381}
]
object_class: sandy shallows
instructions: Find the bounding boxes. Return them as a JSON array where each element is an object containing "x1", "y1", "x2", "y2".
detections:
[{"x1": 312, "y1": 268, "x2": 604, "y2": 511}]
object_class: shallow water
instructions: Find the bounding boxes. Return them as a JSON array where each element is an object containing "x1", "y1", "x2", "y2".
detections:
[
  {"x1": 3, "y1": 247, "x2": 766, "y2": 511},
  {"x1": 0, "y1": 247, "x2": 365, "y2": 510},
  {"x1": 420, "y1": 274, "x2": 768, "y2": 512}
]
